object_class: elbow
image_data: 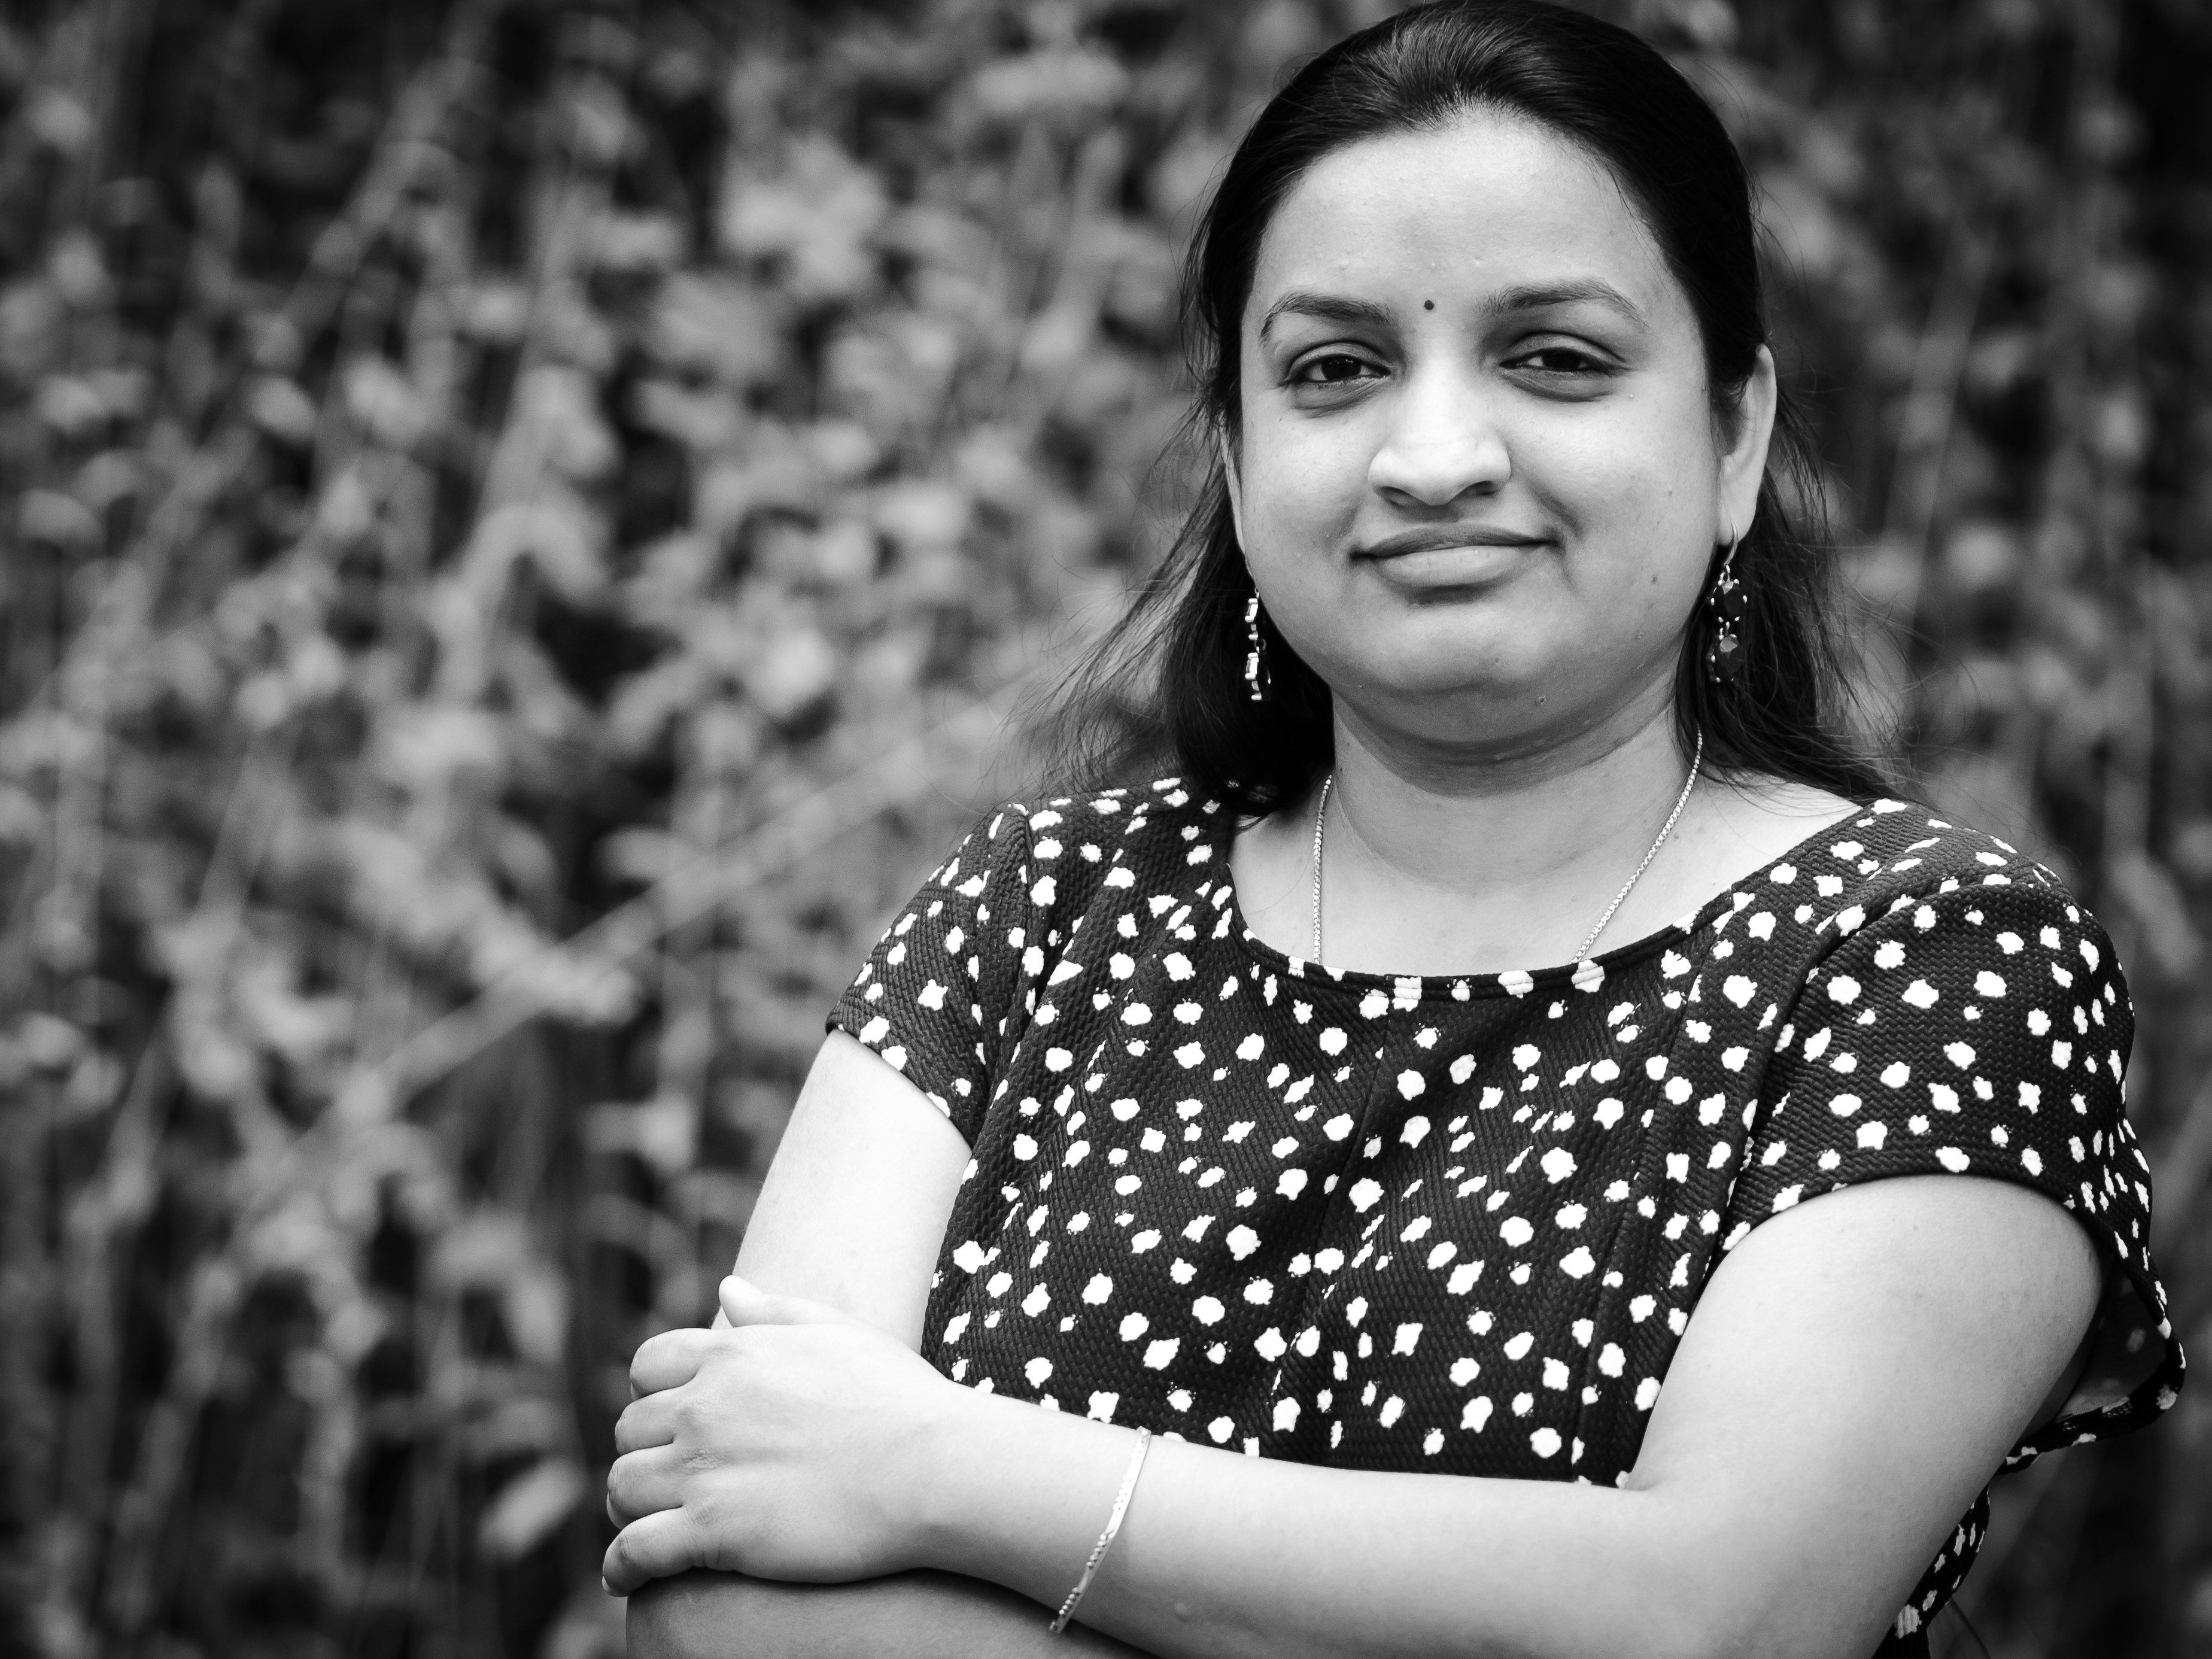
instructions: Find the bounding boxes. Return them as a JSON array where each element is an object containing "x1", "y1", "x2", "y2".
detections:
[
  {"x1": 1620, "y1": 1554, "x2": 1889, "y2": 1659},
  {"x1": 1648, "y1": 1604, "x2": 1886, "y2": 1659},
  {"x1": 1588, "y1": 1505, "x2": 1758, "y2": 1659},
  {"x1": 1627, "y1": 1596, "x2": 1760, "y2": 1659}
]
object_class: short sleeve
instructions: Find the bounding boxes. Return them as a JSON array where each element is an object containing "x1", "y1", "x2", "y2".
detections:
[
  {"x1": 1722, "y1": 876, "x2": 2183, "y2": 1459},
  {"x1": 827, "y1": 805, "x2": 1038, "y2": 1146}
]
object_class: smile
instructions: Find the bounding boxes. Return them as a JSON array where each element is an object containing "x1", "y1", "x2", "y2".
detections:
[{"x1": 1354, "y1": 528, "x2": 1550, "y2": 588}]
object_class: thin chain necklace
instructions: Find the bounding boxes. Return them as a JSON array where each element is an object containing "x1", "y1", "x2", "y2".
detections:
[{"x1": 1308, "y1": 730, "x2": 1705, "y2": 968}]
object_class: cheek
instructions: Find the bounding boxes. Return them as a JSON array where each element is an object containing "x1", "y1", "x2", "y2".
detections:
[
  {"x1": 1236, "y1": 411, "x2": 1368, "y2": 553},
  {"x1": 1542, "y1": 408, "x2": 1717, "y2": 595},
  {"x1": 1543, "y1": 394, "x2": 1710, "y2": 525}
]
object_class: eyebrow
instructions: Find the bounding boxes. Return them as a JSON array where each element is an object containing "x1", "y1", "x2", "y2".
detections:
[
  {"x1": 1257, "y1": 290, "x2": 1396, "y2": 339},
  {"x1": 1255, "y1": 278, "x2": 1647, "y2": 339},
  {"x1": 1485, "y1": 279, "x2": 1647, "y2": 324}
]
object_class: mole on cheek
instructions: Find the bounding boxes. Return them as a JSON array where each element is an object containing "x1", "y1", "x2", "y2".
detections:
[{"x1": 1423, "y1": 299, "x2": 1435, "y2": 311}]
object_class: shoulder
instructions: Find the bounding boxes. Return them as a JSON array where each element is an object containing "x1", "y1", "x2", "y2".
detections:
[
  {"x1": 1758, "y1": 804, "x2": 2131, "y2": 1077},
  {"x1": 1804, "y1": 801, "x2": 2110, "y2": 952},
  {"x1": 1693, "y1": 797, "x2": 2124, "y2": 1028},
  {"x1": 1009, "y1": 776, "x2": 1233, "y2": 900},
  {"x1": 920, "y1": 782, "x2": 1231, "y2": 950}
]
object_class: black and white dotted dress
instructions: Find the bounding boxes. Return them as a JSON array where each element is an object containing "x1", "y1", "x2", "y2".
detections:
[{"x1": 830, "y1": 781, "x2": 2183, "y2": 1655}]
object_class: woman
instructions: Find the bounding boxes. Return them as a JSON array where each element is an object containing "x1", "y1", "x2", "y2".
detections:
[{"x1": 605, "y1": 4, "x2": 2182, "y2": 1655}]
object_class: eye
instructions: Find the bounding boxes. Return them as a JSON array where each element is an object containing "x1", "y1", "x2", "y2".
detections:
[
  {"x1": 1508, "y1": 343, "x2": 1612, "y2": 376},
  {"x1": 1290, "y1": 351, "x2": 1382, "y2": 387}
]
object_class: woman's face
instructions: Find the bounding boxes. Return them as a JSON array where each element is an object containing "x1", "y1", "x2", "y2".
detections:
[{"x1": 1228, "y1": 108, "x2": 1774, "y2": 758}]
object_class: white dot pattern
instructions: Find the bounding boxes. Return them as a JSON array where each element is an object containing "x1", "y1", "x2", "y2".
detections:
[{"x1": 833, "y1": 783, "x2": 2183, "y2": 1646}]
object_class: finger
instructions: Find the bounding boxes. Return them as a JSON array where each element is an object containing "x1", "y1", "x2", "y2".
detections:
[
  {"x1": 603, "y1": 1506, "x2": 706, "y2": 1598},
  {"x1": 604, "y1": 1445, "x2": 688, "y2": 1528},
  {"x1": 710, "y1": 1256, "x2": 739, "y2": 1329},
  {"x1": 717, "y1": 1274, "x2": 854, "y2": 1330},
  {"x1": 613, "y1": 1390, "x2": 679, "y2": 1457},
  {"x1": 630, "y1": 1326, "x2": 719, "y2": 1399}
]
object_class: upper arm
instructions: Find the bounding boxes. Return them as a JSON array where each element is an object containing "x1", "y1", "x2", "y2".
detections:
[
  {"x1": 731, "y1": 1031, "x2": 971, "y2": 1350},
  {"x1": 1628, "y1": 1174, "x2": 2098, "y2": 1658},
  {"x1": 728, "y1": 804, "x2": 1037, "y2": 1346}
]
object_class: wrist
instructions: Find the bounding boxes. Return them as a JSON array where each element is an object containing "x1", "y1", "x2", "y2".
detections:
[
  {"x1": 903, "y1": 1374, "x2": 1008, "y2": 1573},
  {"x1": 905, "y1": 1384, "x2": 1138, "y2": 1605}
]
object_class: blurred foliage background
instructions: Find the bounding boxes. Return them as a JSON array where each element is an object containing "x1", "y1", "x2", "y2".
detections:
[{"x1": 0, "y1": 0, "x2": 2206, "y2": 1655}]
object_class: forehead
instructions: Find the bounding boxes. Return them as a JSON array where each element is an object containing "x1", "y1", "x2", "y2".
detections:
[{"x1": 1246, "y1": 110, "x2": 1685, "y2": 331}]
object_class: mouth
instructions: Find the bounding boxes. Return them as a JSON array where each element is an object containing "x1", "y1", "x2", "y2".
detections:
[
  {"x1": 1356, "y1": 527, "x2": 1552, "y2": 560},
  {"x1": 1353, "y1": 526, "x2": 1551, "y2": 589}
]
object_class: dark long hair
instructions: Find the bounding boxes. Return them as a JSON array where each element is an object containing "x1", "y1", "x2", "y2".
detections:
[{"x1": 1047, "y1": 0, "x2": 1898, "y2": 815}]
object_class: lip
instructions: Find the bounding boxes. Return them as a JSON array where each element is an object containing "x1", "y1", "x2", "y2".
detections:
[
  {"x1": 1356, "y1": 526, "x2": 1552, "y2": 560},
  {"x1": 1353, "y1": 525, "x2": 1550, "y2": 590}
]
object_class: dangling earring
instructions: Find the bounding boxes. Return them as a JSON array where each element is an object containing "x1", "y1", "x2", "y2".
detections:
[
  {"x1": 1243, "y1": 590, "x2": 1271, "y2": 703},
  {"x1": 1704, "y1": 537, "x2": 1748, "y2": 684}
]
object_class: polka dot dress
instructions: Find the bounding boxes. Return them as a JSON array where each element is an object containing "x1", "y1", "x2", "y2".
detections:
[{"x1": 831, "y1": 781, "x2": 2183, "y2": 1655}]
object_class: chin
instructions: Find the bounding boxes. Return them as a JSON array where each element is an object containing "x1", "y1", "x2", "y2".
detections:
[
  {"x1": 1329, "y1": 629, "x2": 1539, "y2": 700},
  {"x1": 1332, "y1": 643, "x2": 1673, "y2": 749}
]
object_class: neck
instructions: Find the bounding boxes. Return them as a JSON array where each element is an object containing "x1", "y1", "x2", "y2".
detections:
[{"x1": 1324, "y1": 689, "x2": 1693, "y2": 909}]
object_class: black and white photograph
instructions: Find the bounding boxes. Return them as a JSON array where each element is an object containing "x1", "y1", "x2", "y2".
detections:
[{"x1": 0, "y1": 2, "x2": 2204, "y2": 1655}]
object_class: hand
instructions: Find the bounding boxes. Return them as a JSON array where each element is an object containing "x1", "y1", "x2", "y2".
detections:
[{"x1": 602, "y1": 1277, "x2": 964, "y2": 1596}]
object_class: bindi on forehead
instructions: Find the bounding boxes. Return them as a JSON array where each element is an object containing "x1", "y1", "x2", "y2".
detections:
[{"x1": 1424, "y1": 299, "x2": 1435, "y2": 310}]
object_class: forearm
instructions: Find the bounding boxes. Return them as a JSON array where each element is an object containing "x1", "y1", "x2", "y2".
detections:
[
  {"x1": 618, "y1": 1181, "x2": 2080, "y2": 1659},
  {"x1": 911, "y1": 1396, "x2": 1758, "y2": 1659},
  {"x1": 627, "y1": 1567, "x2": 1161, "y2": 1659}
]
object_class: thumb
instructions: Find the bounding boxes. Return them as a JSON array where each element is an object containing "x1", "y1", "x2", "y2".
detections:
[{"x1": 716, "y1": 1274, "x2": 855, "y2": 1330}]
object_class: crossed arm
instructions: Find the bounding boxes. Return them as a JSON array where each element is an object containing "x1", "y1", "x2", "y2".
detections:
[{"x1": 616, "y1": 1032, "x2": 2099, "y2": 1659}]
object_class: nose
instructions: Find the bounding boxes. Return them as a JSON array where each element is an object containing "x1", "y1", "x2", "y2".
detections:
[{"x1": 1365, "y1": 363, "x2": 1511, "y2": 508}]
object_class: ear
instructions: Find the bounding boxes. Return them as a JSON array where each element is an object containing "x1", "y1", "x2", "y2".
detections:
[
  {"x1": 1218, "y1": 418, "x2": 1248, "y2": 553},
  {"x1": 1715, "y1": 345, "x2": 1778, "y2": 546}
]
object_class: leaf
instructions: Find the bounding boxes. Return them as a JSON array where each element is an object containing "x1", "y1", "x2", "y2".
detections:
[
  {"x1": 73, "y1": 448, "x2": 145, "y2": 511},
  {"x1": 0, "y1": 278, "x2": 63, "y2": 377},
  {"x1": 18, "y1": 488, "x2": 101, "y2": 550},
  {"x1": 64, "y1": 1049, "x2": 124, "y2": 1116},
  {"x1": 1938, "y1": 522, "x2": 2020, "y2": 594},
  {"x1": 651, "y1": 273, "x2": 783, "y2": 387},
  {"x1": 342, "y1": 356, "x2": 427, "y2": 448},
  {"x1": 45, "y1": 228, "x2": 111, "y2": 309},
  {"x1": 10, "y1": 1011, "x2": 84, "y2": 1071},
  {"x1": 598, "y1": 827, "x2": 691, "y2": 886},
  {"x1": 742, "y1": 627, "x2": 838, "y2": 724},
  {"x1": 456, "y1": 279, "x2": 534, "y2": 343},
  {"x1": 961, "y1": 48, "x2": 1129, "y2": 132},
  {"x1": 589, "y1": 208, "x2": 688, "y2": 273},
  {"x1": 33, "y1": 373, "x2": 113, "y2": 436},
  {"x1": 514, "y1": 364, "x2": 619, "y2": 483},
  {"x1": 460, "y1": 497, "x2": 607, "y2": 605},
  {"x1": 24, "y1": 87, "x2": 93, "y2": 153},
  {"x1": 468, "y1": 1397, "x2": 572, "y2": 1464},
  {"x1": 873, "y1": 479, "x2": 970, "y2": 555},
  {"x1": 372, "y1": 704, "x2": 508, "y2": 792},
  {"x1": 581, "y1": 1093, "x2": 698, "y2": 1178},
  {"x1": 477, "y1": 1457, "x2": 588, "y2": 1564},
  {"x1": 430, "y1": 1210, "x2": 537, "y2": 1293},
  {"x1": 717, "y1": 133, "x2": 887, "y2": 302},
  {"x1": 0, "y1": 780, "x2": 39, "y2": 846},
  {"x1": 503, "y1": 1268, "x2": 572, "y2": 1369}
]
